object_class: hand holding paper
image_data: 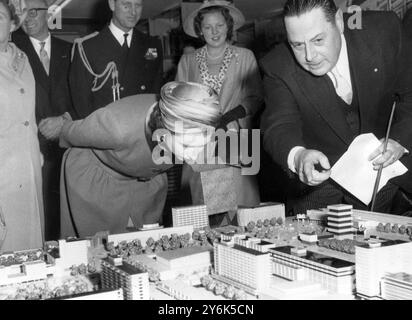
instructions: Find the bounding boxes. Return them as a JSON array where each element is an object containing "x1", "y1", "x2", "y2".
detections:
[{"x1": 330, "y1": 133, "x2": 408, "y2": 205}]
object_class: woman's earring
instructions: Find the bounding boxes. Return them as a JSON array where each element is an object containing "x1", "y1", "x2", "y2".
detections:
[{"x1": 159, "y1": 134, "x2": 166, "y2": 143}]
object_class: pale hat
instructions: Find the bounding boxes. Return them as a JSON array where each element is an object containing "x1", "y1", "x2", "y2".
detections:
[
  {"x1": 159, "y1": 81, "x2": 221, "y2": 134},
  {"x1": 8, "y1": 0, "x2": 28, "y2": 30},
  {"x1": 183, "y1": 0, "x2": 245, "y2": 38}
]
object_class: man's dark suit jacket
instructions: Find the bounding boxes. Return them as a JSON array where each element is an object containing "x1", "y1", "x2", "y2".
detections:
[
  {"x1": 12, "y1": 31, "x2": 73, "y2": 240},
  {"x1": 70, "y1": 26, "x2": 164, "y2": 119},
  {"x1": 260, "y1": 11, "x2": 412, "y2": 191}
]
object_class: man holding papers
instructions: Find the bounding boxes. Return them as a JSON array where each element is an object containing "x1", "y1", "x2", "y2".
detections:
[{"x1": 260, "y1": 0, "x2": 412, "y2": 213}]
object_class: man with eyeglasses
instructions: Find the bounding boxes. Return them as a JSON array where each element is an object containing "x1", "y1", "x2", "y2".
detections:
[
  {"x1": 69, "y1": 0, "x2": 164, "y2": 119},
  {"x1": 12, "y1": 0, "x2": 73, "y2": 241}
]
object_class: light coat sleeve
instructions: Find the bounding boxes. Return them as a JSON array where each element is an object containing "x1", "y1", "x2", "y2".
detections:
[
  {"x1": 59, "y1": 105, "x2": 124, "y2": 150},
  {"x1": 238, "y1": 50, "x2": 264, "y2": 117},
  {"x1": 175, "y1": 54, "x2": 190, "y2": 82}
]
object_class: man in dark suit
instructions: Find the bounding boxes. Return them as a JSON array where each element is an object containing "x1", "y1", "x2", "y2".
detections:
[
  {"x1": 70, "y1": 0, "x2": 164, "y2": 119},
  {"x1": 260, "y1": 0, "x2": 412, "y2": 214},
  {"x1": 13, "y1": 0, "x2": 73, "y2": 240}
]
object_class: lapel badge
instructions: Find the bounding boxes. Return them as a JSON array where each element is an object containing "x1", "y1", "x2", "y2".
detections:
[
  {"x1": 374, "y1": 68, "x2": 378, "y2": 72},
  {"x1": 145, "y1": 48, "x2": 158, "y2": 60}
]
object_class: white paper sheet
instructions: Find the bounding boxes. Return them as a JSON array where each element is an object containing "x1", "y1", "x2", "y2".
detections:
[{"x1": 330, "y1": 133, "x2": 408, "y2": 205}]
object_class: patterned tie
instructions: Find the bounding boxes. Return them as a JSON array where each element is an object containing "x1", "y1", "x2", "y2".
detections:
[
  {"x1": 330, "y1": 67, "x2": 353, "y2": 105},
  {"x1": 39, "y1": 41, "x2": 50, "y2": 75}
]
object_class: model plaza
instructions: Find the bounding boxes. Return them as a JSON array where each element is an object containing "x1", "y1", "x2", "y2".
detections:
[{"x1": 1, "y1": 202, "x2": 412, "y2": 300}]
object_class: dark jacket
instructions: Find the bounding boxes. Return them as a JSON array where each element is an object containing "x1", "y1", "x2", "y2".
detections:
[
  {"x1": 69, "y1": 26, "x2": 164, "y2": 119},
  {"x1": 260, "y1": 11, "x2": 412, "y2": 190}
]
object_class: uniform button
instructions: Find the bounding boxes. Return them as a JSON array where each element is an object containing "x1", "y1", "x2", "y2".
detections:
[
  {"x1": 141, "y1": 85, "x2": 146, "y2": 91},
  {"x1": 24, "y1": 121, "x2": 29, "y2": 126},
  {"x1": 20, "y1": 88, "x2": 25, "y2": 94},
  {"x1": 120, "y1": 87, "x2": 124, "y2": 91}
]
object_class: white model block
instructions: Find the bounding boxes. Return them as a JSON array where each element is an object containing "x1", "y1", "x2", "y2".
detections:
[
  {"x1": 172, "y1": 205, "x2": 209, "y2": 229},
  {"x1": 67, "y1": 289, "x2": 124, "y2": 300},
  {"x1": 214, "y1": 242, "x2": 272, "y2": 292},
  {"x1": 299, "y1": 233, "x2": 318, "y2": 243},
  {"x1": 237, "y1": 202, "x2": 285, "y2": 227},
  {"x1": 355, "y1": 241, "x2": 412, "y2": 299},
  {"x1": 101, "y1": 259, "x2": 150, "y2": 300},
  {"x1": 270, "y1": 246, "x2": 355, "y2": 295},
  {"x1": 157, "y1": 280, "x2": 226, "y2": 300},
  {"x1": 327, "y1": 204, "x2": 353, "y2": 212},
  {"x1": 58, "y1": 239, "x2": 89, "y2": 270},
  {"x1": 156, "y1": 246, "x2": 212, "y2": 270}
]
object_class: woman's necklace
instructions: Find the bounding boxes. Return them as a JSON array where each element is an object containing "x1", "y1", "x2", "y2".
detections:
[{"x1": 206, "y1": 45, "x2": 228, "y2": 60}]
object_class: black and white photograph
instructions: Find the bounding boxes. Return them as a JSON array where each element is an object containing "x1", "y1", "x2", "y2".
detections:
[{"x1": 0, "y1": 0, "x2": 412, "y2": 307}]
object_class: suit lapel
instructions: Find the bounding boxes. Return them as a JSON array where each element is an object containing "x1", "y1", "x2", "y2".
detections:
[
  {"x1": 293, "y1": 66, "x2": 354, "y2": 145},
  {"x1": 19, "y1": 35, "x2": 50, "y2": 91},
  {"x1": 344, "y1": 27, "x2": 380, "y2": 133},
  {"x1": 49, "y1": 37, "x2": 69, "y2": 87}
]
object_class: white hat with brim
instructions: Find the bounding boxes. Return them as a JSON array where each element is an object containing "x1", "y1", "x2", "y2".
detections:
[
  {"x1": 9, "y1": 0, "x2": 29, "y2": 31},
  {"x1": 183, "y1": 0, "x2": 245, "y2": 38}
]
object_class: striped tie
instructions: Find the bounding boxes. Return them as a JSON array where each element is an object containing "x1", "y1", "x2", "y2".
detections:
[{"x1": 39, "y1": 41, "x2": 50, "y2": 75}]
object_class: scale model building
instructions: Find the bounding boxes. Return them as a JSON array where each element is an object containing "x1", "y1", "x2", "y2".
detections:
[
  {"x1": 101, "y1": 258, "x2": 150, "y2": 300},
  {"x1": 326, "y1": 204, "x2": 354, "y2": 240},
  {"x1": 270, "y1": 246, "x2": 355, "y2": 295},
  {"x1": 172, "y1": 205, "x2": 209, "y2": 229},
  {"x1": 355, "y1": 240, "x2": 412, "y2": 299},
  {"x1": 213, "y1": 235, "x2": 275, "y2": 295},
  {"x1": 237, "y1": 202, "x2": 285, "y2": 227}
]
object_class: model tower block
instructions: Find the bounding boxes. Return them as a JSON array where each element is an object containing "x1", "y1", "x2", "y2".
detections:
[
  {"x1": 326, "y1": 204, "x2": 354, "y2": 240},
  {"x1": 172, "y1": 205, "x2": 209, "y2": 229},
  {"x1": 355, "y1": 240, "x2": 412, "y2": 299},
  {"x1": 213, "y1": 237, "x2": 272, "y2": 295},
  {"x1": 381, "y1": 272, "x2": 412, "y2": 300},
  {"x1": 236, "y1": 202, "x2": 285, "y2": 227},
  {"x1": 101, "y1": 258, "x2": 149, "y2": 300}
]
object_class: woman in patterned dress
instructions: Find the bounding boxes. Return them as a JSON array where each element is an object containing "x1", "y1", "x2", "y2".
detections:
[{"x1": 176, "y1": 0, "x2": 263, "y2": 215}]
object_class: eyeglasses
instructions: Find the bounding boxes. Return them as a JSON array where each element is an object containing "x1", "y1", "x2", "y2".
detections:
[{"x1": 27, "y1": 8, "x2": 48, "y2": 18}]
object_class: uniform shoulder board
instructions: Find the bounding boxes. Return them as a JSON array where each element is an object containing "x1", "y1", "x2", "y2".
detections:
[{"x1": 71, "y1": 31, "x2": 99, "y2": 61}]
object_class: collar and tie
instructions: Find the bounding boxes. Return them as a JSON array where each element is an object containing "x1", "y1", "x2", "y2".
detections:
[
  {"x1": 122, "y1": 33, "x2": 130, "y2": 50},
  {"x1": 39, "y1": 41, "x2": 50, "y2": 75},
  {"x1": 329, "y1": 66, "x2": 353, "y2": 105}
]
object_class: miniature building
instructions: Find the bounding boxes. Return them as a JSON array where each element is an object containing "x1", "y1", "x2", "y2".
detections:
[
  {"x1": 236, "y1": 202, "x2": 285, "y2": 227},
  {"x1": 306, "y1": 208, "x2": 328, "y2": 225},
  {"x1": 213, "y1": 239, "x2": 272, "y2": 294},
  {"x1": 0, "y1": 260, "x2": 48, "y2": 287},
  {"x1": 381, "y1": 272, "x2": 412, "y2": 300},
  {"x1": 58, "y1": 239, "x2": 89, "y2": 270},
  {"x1": 101, "y1": 258, "x2": 150, "y2": 300},
  {"x1": 326, "y1": 204, "x2": 354, "y2": 240},
  {"x1": 157, "y1": 280, "x2": 227, "y2": 300},
  {"x1": 66, "y1": 288, "x2": 124, "y2": 300},
  {"x1": 355, "y1": 240, "x2": 412, "y2": 299},
  {"x1": 172, "y1": 205, "x2": 209, "y2": 229},
  {"x1": 156, "y1": 246, "x2": 212, "y2": 270},
  {"x1": 270, "y1": 246, "x2": 355, "y2": 295}
]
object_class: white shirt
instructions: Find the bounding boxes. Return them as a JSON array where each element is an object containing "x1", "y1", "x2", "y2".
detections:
[
  {"x1": 29, "y1": 33, "x2": 51, "y2": 60},
  {"x1": 109, "y1": 20, "x2": 133, "y2": 48},
  {"x1": 287, "y1": 33, "x2": 352, "y2": 173},
  {"x1": 326, "y1": 34, "x2": 352, "y2": 100}
]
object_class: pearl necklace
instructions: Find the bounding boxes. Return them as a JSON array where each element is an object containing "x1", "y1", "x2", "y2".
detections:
[{"x1": 206, "y1": 45, "x2": 228, "y2": 60}]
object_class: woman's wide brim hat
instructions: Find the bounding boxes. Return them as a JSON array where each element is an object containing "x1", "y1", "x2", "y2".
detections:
[
  {"x1": 9, "y1": 0, "x2": 28, "y2": 30},
  {"x1": 183, "y1": 0, "x2": 245, "y2": 38}
]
